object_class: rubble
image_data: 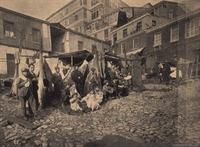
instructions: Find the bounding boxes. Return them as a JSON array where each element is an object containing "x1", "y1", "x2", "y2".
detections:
[{"x1": 0, "y1": 83, "x2": 199, "y2": 146}]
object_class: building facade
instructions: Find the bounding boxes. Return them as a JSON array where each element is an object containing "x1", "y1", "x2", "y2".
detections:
[
  {"x1": 145, "y1": 8, "x2": 200, "y2": 78},
  {"x1": 46, "y1": 0, "x2": 130, "y2": 34},
  {"x1": 0, "y1": 7, "x2": 51, "y2": 77}
]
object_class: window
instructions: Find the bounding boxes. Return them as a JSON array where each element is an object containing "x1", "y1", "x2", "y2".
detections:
[
  {"x1": 78, "y1": 41, "x2": 83, "y2": 50},
  {"x1": 92, "y1": 10, "x2": 99, "y2": 20},
  {"x1": 136, "y1": 22, "x2": 142, "y2": 31},
  {"x1": 170, "y1": 26, "x2": 179, "y2": 42},
  {"x1": 32, "y1": 28, "x2": 41, "y2": 43},
  {"x1": 152, "y1": 20, "x2": 156, "y2": 26},
  {"x1": 104, "y1": 29, "x2": 108, "y2": 39},
  {"x1": 91, "y1": 0, "x2": 99, "y2": 6},
  {"x1": 169, "y1": 10, "x2": 173, "y2": 19},
  {"x1": 123, "y1": 29, "x2": 128, "y2": 38},
  {"x1": 75, "y1": 15, "x2": 78, "y2": 21},
  {"x1": 113, "y1": 33, "x2": 117, "y2": 43},
  {"x1": 121, "y1": 43, "x2": 126, "y2": 54},
  {"x1": 4, "y1": 21, "x2": 15, "y2": 38},
  {"x1": 154, "y1": 32, "x2": 162, "y2": 46},
  {"x1": 133, "y1": 38, "x2": 139, "y2": 49},
  {"x1": 185, "y1": 18, "x2": 200, "y2": 38}
]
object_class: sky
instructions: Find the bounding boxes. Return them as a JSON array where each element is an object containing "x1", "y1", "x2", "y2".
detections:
[{"x1": 0, "y1": 0, "x2": 200, "y2": 20}]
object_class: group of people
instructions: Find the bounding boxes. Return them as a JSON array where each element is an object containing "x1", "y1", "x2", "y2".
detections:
[
  {"x1": 149, "y1": 61, "x2": 172, "y2": 84},
  {"x1": 53, "y1": 62, "x2": 132, "y2": 112},
  {"x1": 15, "y1": 61, "x2": 133, "y2": 120}
]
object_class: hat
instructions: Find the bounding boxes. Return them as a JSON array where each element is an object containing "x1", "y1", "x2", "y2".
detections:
[
  {"x1": 21, "y1": 68, "x2": 29, "y2": 72},
  {"x1": 91, "y1": 67, "x2": 96, "y2": 71}
]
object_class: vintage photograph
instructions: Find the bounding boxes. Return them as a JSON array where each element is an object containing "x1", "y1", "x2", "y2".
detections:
[{"x1": 0, "y1": 0, "x2": 200, "y2": 146}]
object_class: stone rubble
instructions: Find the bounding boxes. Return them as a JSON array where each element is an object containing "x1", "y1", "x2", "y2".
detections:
[{"x1": 0, "y1": 83, "x2": 199, "y2": 146}]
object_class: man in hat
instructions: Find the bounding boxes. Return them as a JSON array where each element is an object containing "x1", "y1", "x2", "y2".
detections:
[
  {"x1": 84, "y1": 67, "x2": 98, "y2": 96},
  {"x1": 71, "y1": 65, "x2": 84, "y2": 97},
  {"x1": 51, "y1": 67, "x2": 63, "y2": 98},
  {"x1": 15, "y1": 68, "x2": 38, "y2": 120}
]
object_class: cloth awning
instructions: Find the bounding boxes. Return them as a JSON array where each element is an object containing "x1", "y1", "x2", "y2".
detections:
[
  {"x1": 46, "y1": 50, "x2": 94, "y2": 66},
  {"x1": 126, "y1": 47, "x2": 145, "y2": 56}
]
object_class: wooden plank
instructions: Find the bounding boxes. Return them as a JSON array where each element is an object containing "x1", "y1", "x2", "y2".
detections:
[{"x1": 4, "y1": 115, "x2": 39, "y2": 130}]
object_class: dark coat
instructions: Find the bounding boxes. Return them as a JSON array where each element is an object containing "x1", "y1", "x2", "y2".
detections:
[
  {"x1": 71, "y1": 69, "x2": 84, "y2": 84},
  {"x1": 15, "y1": 76, "x2": 33, "y2": 97},
  {"x1": 51, "y1": 73, "x2": 62, "y2": 85}
]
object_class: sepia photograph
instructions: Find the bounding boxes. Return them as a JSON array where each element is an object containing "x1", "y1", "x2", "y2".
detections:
[{"x1": 0, "y1": 0, "x2": 200, "y2": 146}]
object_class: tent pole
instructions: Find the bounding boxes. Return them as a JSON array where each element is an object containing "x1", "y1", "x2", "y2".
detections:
[{"x1": 71, "y1": 56, "x2": 73, "y2": 66}]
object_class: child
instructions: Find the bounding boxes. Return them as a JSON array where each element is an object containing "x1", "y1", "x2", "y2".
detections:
[{"x1": 69, "y1": 93, "x2": 82, "y2": 111}]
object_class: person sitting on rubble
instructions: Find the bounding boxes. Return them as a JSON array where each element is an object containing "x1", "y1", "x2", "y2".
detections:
[
  {"x1": 81, "y1": 87, "x2": 102, "y2": 111},
  {"x1": 103, "y1": 80, "x2": 115, "y2": 100},
  {"x1": 69, "y1": 92, "x2": 82, "y2": 111},
  {"x1": 69, "y1": 83, "x2": 82, "y2": 111}
]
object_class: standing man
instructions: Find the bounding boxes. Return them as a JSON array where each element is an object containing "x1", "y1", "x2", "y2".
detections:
[
  {"x1": 28, "y1": 63, "x2": 39, "y2": 109},
  {"x1": 51, "y1": 67, "x2": 63, "y2": 98},
  {"x1": 162, "y1": 61, "x2": 171, "y2": 84},
  {"x1": 84, "y1": 68, "x2": 98, "y2": 96},
  {"x1": 71, "y1": 65, "x2": 84, "y2": 97},
  {"x1": 15, "y1": 68, "x2": 38, "y2": 120}
]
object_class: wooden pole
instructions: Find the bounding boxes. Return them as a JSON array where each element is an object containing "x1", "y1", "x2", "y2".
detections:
[
  {"x1": 123, "y1": 45, "x2": 128, "y2": 65},
  {"x1": 71, "y1": 56, "x2": 73, "y2": 66},
  {"x1": 37, "y1": 37, "x2": 44, "y2": 109},
  {"x1": 10, "y1": 29, "x2": 25, "y2": 96},
  {"x1": 94, "y1": 46, "x2": 102, "y2": 90}
]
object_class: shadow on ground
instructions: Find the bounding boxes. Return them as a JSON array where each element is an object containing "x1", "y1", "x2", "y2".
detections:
[{"x1": 82, "y1": 135, "x2": 174, "y2": 147}]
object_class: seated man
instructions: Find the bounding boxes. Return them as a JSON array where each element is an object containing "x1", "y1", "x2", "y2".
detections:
[{"x1": 102, "y1": 80, "x2": 115, "y2": 100}]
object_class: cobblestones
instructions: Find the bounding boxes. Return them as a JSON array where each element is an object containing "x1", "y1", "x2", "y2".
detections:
[{"x1": 0, "y1": 83, "x2": 199, "y2": 146}]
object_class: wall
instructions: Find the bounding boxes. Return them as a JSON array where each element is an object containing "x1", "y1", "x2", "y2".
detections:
[
  {"x1": 145, "y1": 12, "x2": 200, "y2": 77},
  {"x1": 48, "y1": 0, "x2": 88, "y2": 22},
  {"x1": 115, "y1": 31, "x2": 147, "y2": 55},
  {"x1": 0, "y1": 10, "x2": 51, "y2": 52},
  {"x1": 0, "y1": 45, "x2": 48, "y2": 77},
  {"x1": 68, "y1": 31, "x2": 109, "y2": 54},
  {"x1": 110, "y1": 14, "x2": 168, "y2": 44}
]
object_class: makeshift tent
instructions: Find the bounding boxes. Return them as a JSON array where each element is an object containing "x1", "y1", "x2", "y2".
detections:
[{"x1": 48, "y1": 50, "x2": 94, "y2": 66}]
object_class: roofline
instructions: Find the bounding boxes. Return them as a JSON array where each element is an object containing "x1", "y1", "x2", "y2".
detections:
[
  {"x1": 46, "y1": 0, "x2": 76, "y2": 20},
  {"x1": 146, "y1": 8, "x2": 200, "y2": 33},
  {"x1": 110, "y1": 13, "x2": 150, "y2": 33},
  {"x1": 0, "y1": 6, "x2": 49, "y2": 24},
  {"x1": 50, "y1": 24, "x2": 111, "y2": 45}
]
